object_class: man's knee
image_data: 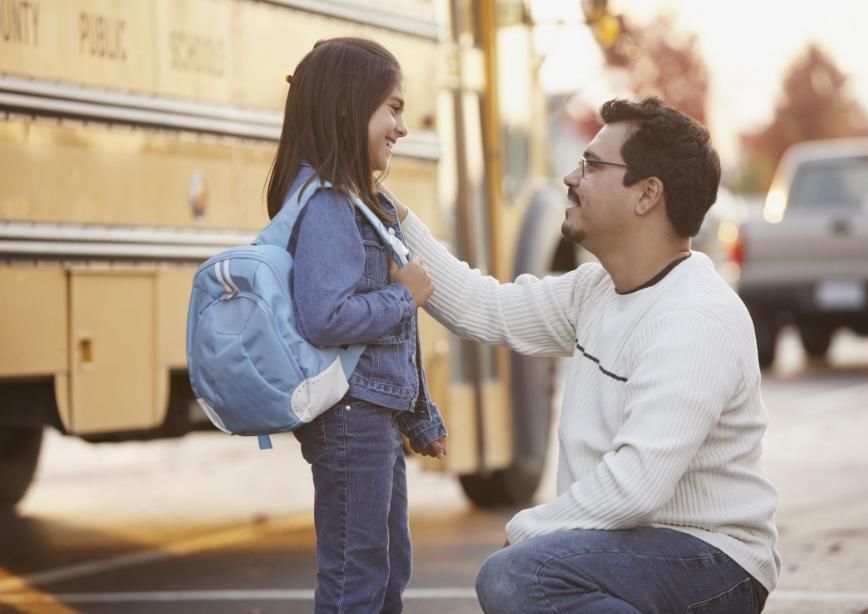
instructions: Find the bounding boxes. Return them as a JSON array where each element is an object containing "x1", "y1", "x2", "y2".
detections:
[{"x1": 476, "y1": 548, "x2": 535, "y2": 614}]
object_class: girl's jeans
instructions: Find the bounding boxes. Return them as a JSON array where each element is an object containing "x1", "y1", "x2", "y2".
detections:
[
  {"x1": 294, "y1": 399, "x2": 411, "y2": 614},
  {"x1": 475, "y1": 527, "x2": 768, "y2": 613}
]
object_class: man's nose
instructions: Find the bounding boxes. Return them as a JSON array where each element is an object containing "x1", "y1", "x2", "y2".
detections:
[{"x1": 564, "y1": 166, "x2": 581, "y2": 187}]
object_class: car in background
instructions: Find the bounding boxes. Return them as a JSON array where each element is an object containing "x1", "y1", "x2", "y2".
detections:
[
  {"x1": 692, "y1": 186, "x2": 749, "y2": 273},
  {"x1": 726, "y1": 138, "x2": 868, "y2": 368}
]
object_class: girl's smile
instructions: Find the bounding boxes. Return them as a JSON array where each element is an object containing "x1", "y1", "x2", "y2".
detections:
[{"x1": 368, "y1": 84, "x2": 408, "y2": 172}]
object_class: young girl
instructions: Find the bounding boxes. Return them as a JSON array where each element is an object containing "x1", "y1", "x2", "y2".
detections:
[{"x1": 266, "y1": 38, "x2": 448, "y2": 613}]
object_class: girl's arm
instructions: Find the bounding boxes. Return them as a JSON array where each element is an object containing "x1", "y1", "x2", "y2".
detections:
[{"x1": 292, "y1": 190, "x2": 415, "y2": 346}]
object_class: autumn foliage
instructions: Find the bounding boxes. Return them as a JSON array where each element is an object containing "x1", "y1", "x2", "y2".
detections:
[
  {"x1": 566, "y1": 13, "x2": 710, "y2": 138},
  {"x1": 621, "y1": 14, "x2": 710, "y2": 126},
  {"x1": 737, "y1": 44, "x2": 868, "y2": 193}
]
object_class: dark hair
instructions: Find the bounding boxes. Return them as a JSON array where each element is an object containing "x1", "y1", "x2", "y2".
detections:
[
  {"x1": 266, "y1": 37, "x2": 401, "y2": 220},
  {"x1": 600, "y1": 97, "x2": 721, "y2": 237}
]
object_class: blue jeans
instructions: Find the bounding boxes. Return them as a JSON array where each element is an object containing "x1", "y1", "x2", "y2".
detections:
[
  {"x1": 475, "y1": 527, "x2": 768, "y2": 613},
  {"x1": 294, "y1": 399, "x2": 411, "y2": 613}
]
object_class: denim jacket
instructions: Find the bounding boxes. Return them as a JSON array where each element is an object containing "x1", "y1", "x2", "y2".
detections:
[{"x1": 286, "y1": 165, "x2": 447, "y2": 448}]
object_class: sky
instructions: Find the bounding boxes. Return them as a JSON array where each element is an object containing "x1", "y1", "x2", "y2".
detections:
[{"x1": 530, "y1": 0, "x2": 868, "y2": 163}]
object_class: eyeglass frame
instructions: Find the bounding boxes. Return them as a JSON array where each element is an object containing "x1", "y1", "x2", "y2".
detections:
[{"x1": 578, "y1": 157, "x2": 629, "y2": 178}]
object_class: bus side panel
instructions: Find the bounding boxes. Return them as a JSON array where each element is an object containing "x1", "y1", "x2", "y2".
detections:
[
  {"x1": 157, "y1": 267, "x2": 196, "y2": 373},
  {"x1": 0, "y1": 119, "x2": 273, "y2": 230},
  {"x1": 68, "y1": 268, "x2": 159, "y2": 434},
  {"x1": 0, "y1": 266, "x2": 67, "y2": 377}
]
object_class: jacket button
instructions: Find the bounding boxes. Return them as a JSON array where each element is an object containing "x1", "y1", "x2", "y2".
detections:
[
  {"x1": 344, "y1": 404, "x2": 352, "y2": 411},
  {"x1": 388, "y1": 227, "x2": 396, "y2": 235}
]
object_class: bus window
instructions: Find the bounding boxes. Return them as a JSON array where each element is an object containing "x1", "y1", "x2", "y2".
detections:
[{"x1": 496, "y1": 0, "x2": 532, "y2": 203}]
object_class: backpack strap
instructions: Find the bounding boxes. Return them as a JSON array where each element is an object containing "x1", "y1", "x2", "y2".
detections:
[
  {"x1": 348, "y1": 194, "x2": 410, "y2": 267},
  {"x1": 254, "y1": 179, "x2": 409, "y2": 267},
  {"x1": 253, "y1": 178, "x2": 326, "y2": 248}
]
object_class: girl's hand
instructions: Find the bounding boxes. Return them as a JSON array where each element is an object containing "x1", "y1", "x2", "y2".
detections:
[
  {"x1": 410, "y1": 435, "x2": 448, "y2": 459},
  {"x1": 380, "y1": 184, "x2": 409, "y2": 222},
  {"x1": 389, "y1": 256, "x2": 433, "y2": 308}
]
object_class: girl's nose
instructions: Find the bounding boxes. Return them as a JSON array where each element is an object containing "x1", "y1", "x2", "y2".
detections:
[{"x1": 396, "y1": 116, "x2": 408, "y2": 138}]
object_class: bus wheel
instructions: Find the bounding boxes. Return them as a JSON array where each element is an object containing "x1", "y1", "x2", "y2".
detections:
[
  {"x1": 459, "y1": 353, "x2": 555, "y2": 508},
  {"x1": 459, "y1": 462, "x2": 545, "y2": 508},
  {"x1": 799, "y1": 322, "x2": 832, "y2": 360},
  {"x1": 0, "y1": 426, "x2": 44, "y2": 508},
  {"x1": 751, "y1": 311, "x2": 778, "y2": 369}
]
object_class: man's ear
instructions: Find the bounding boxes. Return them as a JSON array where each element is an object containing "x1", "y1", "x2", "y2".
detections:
[{"x1": 636, "y1": 177, "x2": 663, "y2": 215}]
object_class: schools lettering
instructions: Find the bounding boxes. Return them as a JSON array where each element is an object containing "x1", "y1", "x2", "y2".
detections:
[{"x1": 169, "y1": 30, "x2": 224, "y2": 76}]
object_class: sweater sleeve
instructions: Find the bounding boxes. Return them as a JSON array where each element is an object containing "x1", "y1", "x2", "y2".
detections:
[
  {"x1": 505, "y1": 310, "x2": 743, "y2": 542},
  {"x1": 401, "y1": 210, "x2": 599, "y2": 358}
]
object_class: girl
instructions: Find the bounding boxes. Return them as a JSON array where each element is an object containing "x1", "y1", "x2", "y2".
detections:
[{"x1": 266, "y1": 38, "x2": 448, "y2": 613}]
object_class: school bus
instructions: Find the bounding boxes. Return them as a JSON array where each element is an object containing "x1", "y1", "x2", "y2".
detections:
[{"x1": 0, "y1": 0, "x2": 584, "y2": 509}]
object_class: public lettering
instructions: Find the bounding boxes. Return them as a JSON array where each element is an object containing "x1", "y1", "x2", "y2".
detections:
[
  {"x1": 169, "y1": 30, "x2": 224, "y2": 76},
  {"x1": 79, "y1": 12, "x2": 126, "y2": 61},
  {"x1": 0, "y1": 0, "x2": 39, "y2": 46}
]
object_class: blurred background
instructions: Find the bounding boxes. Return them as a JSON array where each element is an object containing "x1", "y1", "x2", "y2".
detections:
[{"x1": 1, "y1": 1, "x2": 867, "y2": 612}]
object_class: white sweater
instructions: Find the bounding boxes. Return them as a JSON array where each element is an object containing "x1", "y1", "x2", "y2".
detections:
[{"x1": 402, "y1": 211, "x2": 781, "y2": 592}]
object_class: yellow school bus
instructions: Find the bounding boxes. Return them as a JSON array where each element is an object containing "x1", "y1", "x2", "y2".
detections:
[{"x1": 0, "y1": 0, "x2": 581, "y2": 508}]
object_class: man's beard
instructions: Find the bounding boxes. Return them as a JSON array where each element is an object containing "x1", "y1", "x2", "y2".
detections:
[{"x1": 561, "y1": 219, "x2": 586, "y2": 245}]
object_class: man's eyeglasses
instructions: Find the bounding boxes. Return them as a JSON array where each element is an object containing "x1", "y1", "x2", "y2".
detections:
[{"x1": 578, "y1": 157, "x2": 629, "y2": 178}]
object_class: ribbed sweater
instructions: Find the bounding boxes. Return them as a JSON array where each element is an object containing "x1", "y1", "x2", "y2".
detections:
[{"x1": 402, "y1": 211, "x2": 781, "y2": 592}]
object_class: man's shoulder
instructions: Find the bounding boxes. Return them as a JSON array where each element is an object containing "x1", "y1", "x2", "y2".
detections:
[
  {"x1": 571, "y1": 261, "x2": 610, "y2": 287},
  {"x1": 564, "y1": 261, "x2": 611, "y2": 305},
  {"x1": 653, "y1": 257, "x2": 758, "y2": 358},
  {"x1": 677, "y1": 255, "x2": 749, "y2": 322}
]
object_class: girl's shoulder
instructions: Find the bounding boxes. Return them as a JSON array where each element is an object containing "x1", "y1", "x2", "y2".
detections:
[
  {"x1": 376, "y1": 190, "x2": 398, "y2": 214},
  {"x1": 289, "y1": 165, "x2": 354, "y2": 211},
  {"x1": 293, "y1": 185, "x2": 357, "y2": 237}
]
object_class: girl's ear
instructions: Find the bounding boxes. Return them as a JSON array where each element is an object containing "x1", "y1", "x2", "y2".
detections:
[{"x1": 636, "y1": 176, "x2": 663, "y2": 215}]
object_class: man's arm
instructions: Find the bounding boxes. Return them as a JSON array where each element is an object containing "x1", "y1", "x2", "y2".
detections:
[
  {"x1": 505, "y1": 310, "x2": 744, "y2": 543},
  {"x1": 396, "y1": 206, "x2": 600, "y2": 358}
]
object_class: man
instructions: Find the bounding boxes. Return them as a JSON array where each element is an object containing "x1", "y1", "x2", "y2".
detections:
[{"x1": 388, "y1": 97, "x2": 779, "y2": 612}]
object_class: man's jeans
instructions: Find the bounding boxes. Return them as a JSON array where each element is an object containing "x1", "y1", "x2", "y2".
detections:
[
  {"x1": 475, "y1": 527, "x2": 768, "y2": 613},
  {"x1": 294, "y1": 399, "x2": 411, "y2": 614}
]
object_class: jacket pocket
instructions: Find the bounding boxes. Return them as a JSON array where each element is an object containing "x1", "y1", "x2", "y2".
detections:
[{"x1": 359, "y1": 239, "x2": 389, "y2": 290}]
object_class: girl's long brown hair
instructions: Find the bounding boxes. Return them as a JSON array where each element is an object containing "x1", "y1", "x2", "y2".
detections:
[{"x1": 266, "y1": 37, "x2": 401, "y2": 221}]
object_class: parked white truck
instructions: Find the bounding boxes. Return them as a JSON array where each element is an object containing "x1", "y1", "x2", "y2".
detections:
[{"x1": 733, "y1": 138, "x2": 868, "y2": 368}]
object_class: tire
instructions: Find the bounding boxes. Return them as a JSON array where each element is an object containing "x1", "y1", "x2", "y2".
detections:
[
  {"x1": 799, "y1": 325, "x2": 832, "y2": 360},
  {"x1": 457, "y1": 186, "x2": 561, "y2": 508},
  {"x1": 459, "y1": 353, "x2": 555, "y2": 508},
  {"x1": 459, "y1": 465, "x2": 540, "y2": 508},
  {"x1": 753, "y1": 314, "x2": 778, "y2": 369},
  {"x1": 0, "y1": 426, "x2": 44, "y2": 508}
]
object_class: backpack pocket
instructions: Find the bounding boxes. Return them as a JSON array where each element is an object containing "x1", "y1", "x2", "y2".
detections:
[{"x1": 191, "y1": 293, "x2": 305, "y2": 434}]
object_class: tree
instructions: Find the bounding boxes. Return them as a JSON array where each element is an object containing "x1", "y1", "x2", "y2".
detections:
[
  {"x1": 622, "y1": 14, "x2": 710, "y2": 125},
  {"x1": 737, "y1": 44, "x2": 868, "y2": 193},
  {"x1": 565, "y1": 12, "x2": 710, "y2": 139}
]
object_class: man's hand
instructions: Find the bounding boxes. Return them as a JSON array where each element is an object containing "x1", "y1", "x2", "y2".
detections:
[
  {"x1": 409, "y1": 435, "x2": 447, "y2": 459},
  {"x1": 389, "y1": 256, "x2": 433, "y2": 308},
  {"x1": 380, "y1": 184, "x2": 409, "y2": 222}
]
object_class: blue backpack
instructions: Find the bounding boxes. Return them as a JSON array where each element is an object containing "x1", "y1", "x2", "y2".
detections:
[{"x1": 186, "y1": 178, "x2": 409, "y2": 449}]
